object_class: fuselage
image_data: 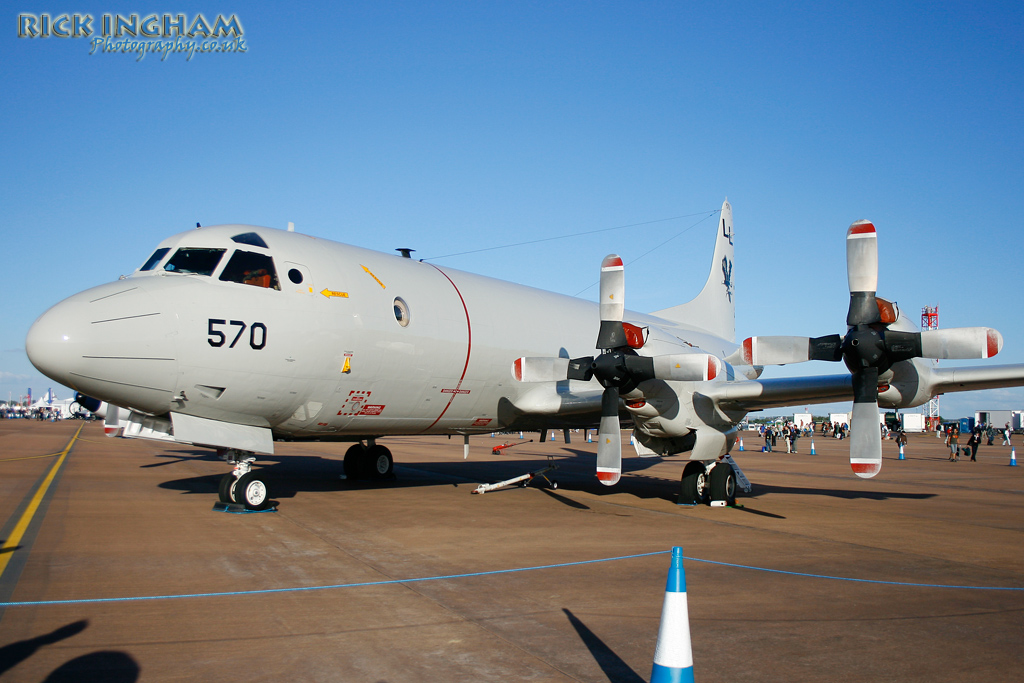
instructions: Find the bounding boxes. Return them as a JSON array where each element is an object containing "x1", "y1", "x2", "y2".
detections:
[{"x1": 27, "y1": 225, "x2": 739, "y2": 441}]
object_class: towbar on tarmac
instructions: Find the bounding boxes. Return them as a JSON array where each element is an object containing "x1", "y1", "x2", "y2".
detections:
[{"x1": 472, "y1": 462, "x2": 559, "y2": 494}]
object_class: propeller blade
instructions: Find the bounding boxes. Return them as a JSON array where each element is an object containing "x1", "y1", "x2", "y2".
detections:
[
  {"x1": 919, "y1": 327, "x2": 1003, "y2": 360},
  {"x1": 849, "y1": 366, "x2": 882, "y2": 478},
  {"x1": 596, "y1": 386, "x2": 622, "y2": 485},
  {"x1": 511, "y1": 357, "x2": 570, "y2": 382},
  {"x1": 741, "y1": 335, "x2": 843, "y2": 366},
  {"x1": 846, "y1": 221, "x2": 881, "y2": 326},
  {"x1": 596, "y1": 254, "x2": 627, "y2": 349},
  {"x1": 651, "y1": 353, "x2": 723, "y2": 381}
]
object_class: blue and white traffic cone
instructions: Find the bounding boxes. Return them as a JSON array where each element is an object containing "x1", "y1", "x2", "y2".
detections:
[
  {"x1": 738, "y1": 437, "x2": 744, "y2": 451},
  {"x1": 899, "y1": 443, "x2": 905, "y2": 460},
  {"x1": 651, "y1": 547, "x2": 695, "y2": 683},
  {"x1": 810, "y1": 439, "x2": 816, "y2": 455},
  {"x1": 1011, "y1": 447, "x2": 1018, "y2": 467}
]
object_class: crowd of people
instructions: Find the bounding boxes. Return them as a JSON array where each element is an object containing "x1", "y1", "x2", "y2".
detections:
[
  {"x1": 940, "y1": 422, "x2": 1013, "y2": 462},
  {"x1": 753, "y1": 418, "x2": 1016, "y2": 462},
  {"x1": 0, "y1": 405, "x2": 80, "y2": 421}
]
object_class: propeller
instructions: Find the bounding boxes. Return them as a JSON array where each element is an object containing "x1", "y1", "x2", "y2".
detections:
[
  {"x1": 511, "y1": 254, "x2": 723, "y2": 486},
  {"x1": 591, "y1": 255, "x2": 628, "y2": 486},
  {"x1": 741, "y1": 220, "x2": 1003, "y2": 479}
]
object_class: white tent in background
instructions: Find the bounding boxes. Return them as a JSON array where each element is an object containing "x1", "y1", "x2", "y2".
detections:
[{"x1": 29, "y1": 388, "x2": 78, "y2": 419}]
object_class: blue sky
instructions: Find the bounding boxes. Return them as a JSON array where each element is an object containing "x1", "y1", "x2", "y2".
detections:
[{"x1": 2, "y1": 1, "x2": 1022, "y2": 418}]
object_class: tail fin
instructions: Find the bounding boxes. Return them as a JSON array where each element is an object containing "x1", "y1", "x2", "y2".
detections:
[{"x1": 651, "y1": 198, "x2": 735, "y2": 342}]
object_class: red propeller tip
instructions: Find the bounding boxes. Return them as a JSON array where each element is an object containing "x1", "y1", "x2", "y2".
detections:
[
  {"x1": 601, "y1": 255, "x2": 623, "y2": 270},
  {"x1": 742, "y1": 337, "x2": 753, "y2": 365},
  {"x1": 986, "y1": 329, "x2": 1001, "y2": 358},
  {"x1": 851, "y1": 461, "x2": 881, "y2": 478},
  {"x1": 847, "y1": 220, "x2": 876, "y2": 237}
]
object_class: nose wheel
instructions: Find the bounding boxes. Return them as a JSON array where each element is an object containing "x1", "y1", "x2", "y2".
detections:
[{"x1": 217, "y1": 450, "x2": 273, "y2": 511}]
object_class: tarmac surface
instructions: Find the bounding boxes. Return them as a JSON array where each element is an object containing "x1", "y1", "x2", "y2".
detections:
[{"x1": 0, "y1": 419, "x2": 1021, "y2": 682}]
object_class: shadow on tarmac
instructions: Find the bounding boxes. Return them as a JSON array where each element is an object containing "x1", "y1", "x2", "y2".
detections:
[
  {"x1": 0, "y1": 620, "x2": 88, "y2": 676},
  {"x1": 562, "y1": 608, "x2": 645, "y2": 683},
  {"x1": 155, "y1": 449, "x2": 688, "y2": 506},
  {"x1": 0, "y1": 621, "x2": 139, "y2": 682},
  {"x1": 748, "y1": 484, "x2": 935, "y2": 501},
  {"x1": 42, "y1": 651, "x2": 139, "y2": 682}
]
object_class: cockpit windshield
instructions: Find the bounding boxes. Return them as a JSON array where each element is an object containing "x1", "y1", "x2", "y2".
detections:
[
  {"x1": 218, "y1": 250, "x2": 280, "y2": 290},
  {"x1": 139, "y1": 247, "x2": 170, "y2": 271},
  {"x1": 163, "y1": 248, "x2": 226, "y2": 276}
]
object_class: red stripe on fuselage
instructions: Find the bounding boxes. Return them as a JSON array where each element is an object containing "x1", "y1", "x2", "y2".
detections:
[{"x1": 421, "y1": 264, "x2": 472, "y2": 432}]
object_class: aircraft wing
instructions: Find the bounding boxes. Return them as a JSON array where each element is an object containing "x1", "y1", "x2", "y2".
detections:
[
  {"x1": 928, "y1": 364, "x2": 1024, "y2": 394},
  {"x1": 707, "y1": 362, "x2": 1024, "y2": 413},
  {"x1": 706, "y1": 373, "x2": 853, "y2": 412}
]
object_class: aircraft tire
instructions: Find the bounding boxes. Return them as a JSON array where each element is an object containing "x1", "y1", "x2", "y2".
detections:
[
  {"x1": 218, "y1": 473, "x2": 237, "y2": 503},
  {"x1": 679, "y1": 463, "x2": 707, "y2": 505},
  {"x1": 709, "y1": 462, "x2": 737, "y2": 506},
  {"x1": 364, "y1": 445, "x2": 394, "y2": 480},
  {"x1": 236, "y1": 472, "x2": 271, "y2": 511},
  {"x1": 343, "y1": 444, "x2": 365, "y2": 480}
]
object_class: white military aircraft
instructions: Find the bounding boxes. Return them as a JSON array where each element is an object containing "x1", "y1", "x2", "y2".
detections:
[{"x1": 26, "y1": 200, "x2": 1024, "y2": 509}]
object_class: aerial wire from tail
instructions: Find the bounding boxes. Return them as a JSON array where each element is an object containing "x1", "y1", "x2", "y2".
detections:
[
  {"x1": 573, "y1": 210, "x2": 720, "y2": 296},
  {"x1": 423, "y1": 209, "x2": 720, "y2": 262}
]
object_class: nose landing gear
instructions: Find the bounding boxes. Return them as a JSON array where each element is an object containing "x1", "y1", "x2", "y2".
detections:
[{"x1": 217, "y1": 449, "x2": 273, "y2": 511}]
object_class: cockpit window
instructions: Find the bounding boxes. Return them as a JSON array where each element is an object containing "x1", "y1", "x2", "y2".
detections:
[
  {"x1": 140, "y1": 247, "x2": 170, "y2": 271},
  {"x1": 231, "y1": 232, "x2": 269, "y2": 249},
  {"x1": 163, "y1": 248, "x2": 226, "y2": 276},
  {"x1": 218, "y1": 250, "x2": 280, "y2": 290}
]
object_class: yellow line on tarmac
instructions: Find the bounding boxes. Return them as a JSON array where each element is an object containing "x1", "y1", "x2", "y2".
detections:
[{"x1": 0, "y1": 424, "x2": 83, "y2": 579}]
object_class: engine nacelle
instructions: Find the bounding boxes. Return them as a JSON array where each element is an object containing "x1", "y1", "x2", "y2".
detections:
[
  {"x1": 878, "y1": 358, "x2": 936, "y2": 409},
  {"x1": 625, "y1": 379, "x2": 736, "y2": 459}
]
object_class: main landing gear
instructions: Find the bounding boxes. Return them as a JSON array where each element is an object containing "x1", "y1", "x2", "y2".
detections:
[
  {"x1": 343, "y1": 441, "x2": 395, "y2": 481},
  {"x1": 218, "y1": 449, "x2": 272, "y2": 511},
  {"x1": 678, "y1": 459, "x2": 737, "y2": 507}
]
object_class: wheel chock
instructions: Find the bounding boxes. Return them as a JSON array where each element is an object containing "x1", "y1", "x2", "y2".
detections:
[{"x1": 212, "y1": 501, "x2": 278, "y2": 514}]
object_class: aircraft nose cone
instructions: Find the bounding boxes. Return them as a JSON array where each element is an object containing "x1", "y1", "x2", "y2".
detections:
[
  {"x1": 26, "y1": 306, "x2": 66, "y2": 385},
  {"x1": 26, "y1": 282, "x2": 178, "y2": 413}
]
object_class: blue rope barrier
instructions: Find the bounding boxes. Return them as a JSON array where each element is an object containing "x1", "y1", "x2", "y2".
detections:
[{"x1": 2, "y1": 549, "x2": 1020, "y2": 608}]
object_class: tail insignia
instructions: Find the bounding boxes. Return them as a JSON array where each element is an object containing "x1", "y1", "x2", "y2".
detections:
[{"x1": 722, "y1": 257, "x2": 734, "y2": 302}]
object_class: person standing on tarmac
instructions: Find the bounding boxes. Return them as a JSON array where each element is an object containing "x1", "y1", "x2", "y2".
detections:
[
  {"x1": 946, "y1": 426, "x2": 960, "y2": 461},
  {"x1": 968, "y1": 427, "x2": 981, "y2": 462}
]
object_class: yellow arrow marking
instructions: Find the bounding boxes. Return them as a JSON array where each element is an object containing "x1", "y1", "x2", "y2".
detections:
[
  {"x1": 361, "y1": 265, "x2": 386, "y2": 289},
  {"x1": 321, "y1": 289, "x2": 349, "y2": 299}
]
